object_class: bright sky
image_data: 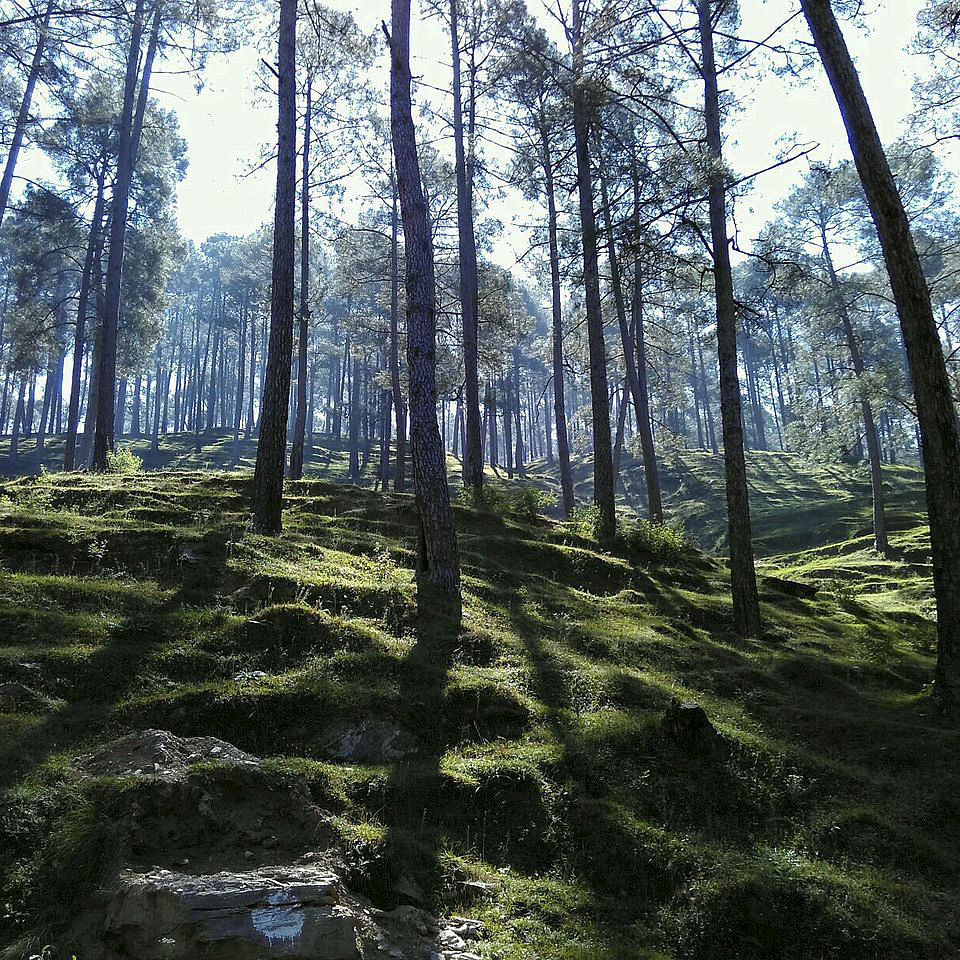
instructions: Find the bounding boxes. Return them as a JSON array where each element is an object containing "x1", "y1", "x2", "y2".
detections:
[{"x1": 154, "y1": 0, "x2": 937, "y2": 262}]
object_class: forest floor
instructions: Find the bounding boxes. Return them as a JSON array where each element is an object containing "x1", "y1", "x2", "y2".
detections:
[{"x1": 0, "y1": 433, "x2": 956, "y2": 958}]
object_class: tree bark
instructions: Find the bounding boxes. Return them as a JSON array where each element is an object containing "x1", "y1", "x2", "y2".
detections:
[
  {"x1": 820, "y1": 223, "x2": 889, "y2": 555},
  {"x1": 631, "y1": 256, "x2": 663, "y2": 523},
  {"x1": 92, "y1": 0, "x2": 159, "y2": 470},
  {"x1": 252, "y1": 0, "x2": 297, "y2": 532},
  {"x1": 386, "y1": 0, "x2": 461, "y2": 615},
  {"x1": 698, "y1": 0, "x2": 761, "y2": 638},
  {"x1": 571, "y1": 0, "x2": 615, "y2": 539},
  {"x1": 389, "y1": 168, "x2": 408, "y2": 492},
  {"x1": 0, "y1": 0, "x2": 55, "y2": 227},
  {"x1": 449, "y1": 0, "x2": 483, "y2": 494},
  {"x1": 540, "y1": 123, "x2": 574, "y2": 515},
  {"x1": 65, "y1": 170, "x2": 105, "y2": 470},
  {"x1": 289, "y1": 73, "x2": 312, "y2": 481},
  {"x1": 801, "y1": 0, "x2": 960, "y2": 709}
]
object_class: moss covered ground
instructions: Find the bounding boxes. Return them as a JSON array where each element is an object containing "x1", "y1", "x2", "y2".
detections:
[{"x1": 0, "y1": 431, "x2": 955, "y2": 958}]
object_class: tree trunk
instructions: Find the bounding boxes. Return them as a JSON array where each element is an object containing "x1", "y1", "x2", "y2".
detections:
[
  {"x1": 802, "y1": 0, "x2": 960, "y2": 709},
  {"x1": 631, "y1": 256, "x2": 664, "y2": 523},
  {"x1": 92, "y1": 0, "x2": 159, "y2": 470},
  {"x1": 449, "y1": 0, "x2": 482, "y2": 495},
  {"x1": 252, "y1": 0, "x2": 298, "y2": 533},
  {"x1": 698, "y1": 0, "x2": 761, "y2": 638},
  {"x1": 571, "y1": 0, "x2": 615, "y2": 539},
  {"x1": 821, "y1": 224, "x2": 889, "y2": 555},
  {"x1": 8, "y1": 380, "x2": 26, "y2": 467},
  {"x1": 0, "y1": 0, "x2": 55, "y2": 227},
  {"x1": 538, "y1": 124, "x2": 574, "y2": 514},
  {"x1": 512, "y1": 352, "x2": 525, "y2": 478},
  {"x1": 65, "y1": 170, "x2": 105, "y2": 470},
  {"x1": 233, "y1": 292, "x2": 248, "y2": 460},
  {"x1": 349, "y1": 349, "x2": 361, "y2": 482},
  {"x1": 289, "y1": 73, "x2": 312, "y2": 481},
  {"x1": 387, "y1": 0, "x2": 461, "y2": 615},
  {"x1": 389, "y1": 169, "x2": 408, "y2": 492}
]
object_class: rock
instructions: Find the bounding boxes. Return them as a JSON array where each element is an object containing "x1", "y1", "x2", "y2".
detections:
[
  {"x1": 378, "y1": 904, "x2": 438, "y2": 937},
  {"x1": 391, "y1": 872, "x2": 427, "y2": 906},
  {"x1": 661, "y1": 700, "x2": 722, "y2": 755},
  {"x1": 437, "y1": 929, "x2": 466, "y2": 951},
  {"x1": 455, "y1": 880, "x2": 492, "y2": 905},
  {"x1": 449, "y1": 917, "x2": 482, "y2": 941},
  {"x1": 320, "y1": 720, "x2": 419, "y2": 763},
  {"x1": 105, "y1": 865, "x2": 359, "y2": 959},
  {"x1": 74, "y1": 729, "x2": 260, "y2": 779}
]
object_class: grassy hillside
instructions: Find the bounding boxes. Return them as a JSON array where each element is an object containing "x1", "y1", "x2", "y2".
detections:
[
  {"x1": 1, "y1": 431, "x2": 935, "y2": 617},
  {"x1": 1, "y1": 432, "x2": 929, "y2": 552},
  {"x1": 0, "y1": 468, "x2": 956, "y2": 958},
  {"x1": 518, "y1": 447, "x2": 927, "y2": 557}
]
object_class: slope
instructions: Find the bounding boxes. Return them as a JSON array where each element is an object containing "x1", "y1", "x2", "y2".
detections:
[{"x1": 0, "y1": 469, "x2": 956, "y2": 959}]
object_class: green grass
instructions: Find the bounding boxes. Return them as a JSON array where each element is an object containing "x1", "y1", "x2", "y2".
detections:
[{"x1": 0, "y1": 436, "x2": 954, "y2": 958}]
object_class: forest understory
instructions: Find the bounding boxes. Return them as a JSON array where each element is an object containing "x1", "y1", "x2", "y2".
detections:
[{"x1": 0, "y1": 437, "x2": 955, "y2": 960}]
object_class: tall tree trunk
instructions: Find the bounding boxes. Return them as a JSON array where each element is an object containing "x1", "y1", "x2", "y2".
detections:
[
  {"x1": 349, "y1": 349, "x2": 361, "y2": 482},
  {"x1": 449, "y1": 0, "x2": 482, "y2": 494},
  {"x1": 698, "y1": 0, "x2": 761, "y2": 638},
  {"x1": 741, "y1": 330, "x2": 767, "y2": 450},
  {"x1": 540, "y1": 122, "x2": 574, "y2": 514},
  {"x1": 252, "y1": 0, "x2": 298, "y2": 533},
  {"x1": 821, "y1": 224, "x2": 889, "y2": 555},
  {"x1": 65, "y1": 170, "x2": 105, "y2": 470},
  {"x1": 130, "y1": 373, "x2": 142, "y2": 437},
  {"x1": 246, "y1": 303, "x2": 256, "y2": 438},
  {"x1": 289, "y1": 73, "x2": 312, "y2": 481},
  {"x1": 512, "y1": 352, "x2": 525, "y2": 478},
  {"x1": 387, "y1": 0, "x2": 461, "y2": 615},
  {"x1": 0, "y1": 0, "x2": 55, "y2": 227},
  {"x1": 233, "y1": 292, "x2": 248, "y2": 459},
  {"x1": 389, "y1": 169, "x2": 408, "y2": 492},
  {"x1": 8, "y1": 380, "x2": 26, "y2": 467},
  {"x1": 115, "y1": 376, "x2": 127, "y2": 437},
  {"x1": 632, "y1": 256, "x2": 663, "y2": 523},
  {"x1": 801, "y1": 0, "x2": 960, "y2": 709},
  {"x1": 571, "y1": 0, "x2": 615, "y2": 539},
  {"x1": 92, "y1": 0, "x2": 159, "y2": 470},
  {"x1": 35, "y1": 356, "x2": 54, "y2": 451},
  {"x1": 697, "y1": 328, "x2": 719, "y2": 454},
  {"x1": 80, "y1": 249, "x2": 105, "y2": 467}
]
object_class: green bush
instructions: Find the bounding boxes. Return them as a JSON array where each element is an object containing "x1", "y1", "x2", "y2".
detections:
[
  {"x1": 105, "y1": 446, "x2": 143, "y2": 475},
  {"x1": 509, "y1": 485, "x2": 556, "y2": 519},
  {"x1": 569, "y1": 504, "x2": 602, "y2": 540},
  {"x1": 622, "y1": 518, "x2": 691, "y2": 559},
  {"x1": 460, "y1": 483, "x2": 556, "y2": 519}
]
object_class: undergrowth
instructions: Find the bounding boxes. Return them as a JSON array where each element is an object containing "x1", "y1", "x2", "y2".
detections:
[{"x1": 0, "y1": 445, "x2": 954, "y2": 959}]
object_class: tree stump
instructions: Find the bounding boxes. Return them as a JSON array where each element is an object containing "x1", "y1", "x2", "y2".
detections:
[{"x1": 662, "y1": 699, "x2": 722, "y2": 755}]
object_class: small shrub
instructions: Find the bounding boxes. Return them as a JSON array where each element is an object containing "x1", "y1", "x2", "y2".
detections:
[
  {"x1": 461, "y1": 483, "x2": 556, "y2": 519},
  {"x1": 105, "y1": 446, "x2": 143, "y2": 475},
  {"x1": 509, "y1": 485, "x2": 556, "y2": 519},
  {"x1": 622, "y1": 519, "x2": 692, "y2": 559},
  {"x1": 569, "y1": 504, "x2": 602, "y2": 540}
]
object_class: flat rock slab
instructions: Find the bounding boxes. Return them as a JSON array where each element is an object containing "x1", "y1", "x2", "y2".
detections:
[
  {"x1": 75, "y1": 729, "x2": 260, "y2": 779},
  {"x1": 106, "y1": 865, "x2": 359, "y2": 959}
]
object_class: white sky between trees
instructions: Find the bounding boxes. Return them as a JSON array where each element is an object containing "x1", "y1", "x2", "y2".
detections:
[{"x1": 95, "y1": 0, "x2": 948, "y2": 269}]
